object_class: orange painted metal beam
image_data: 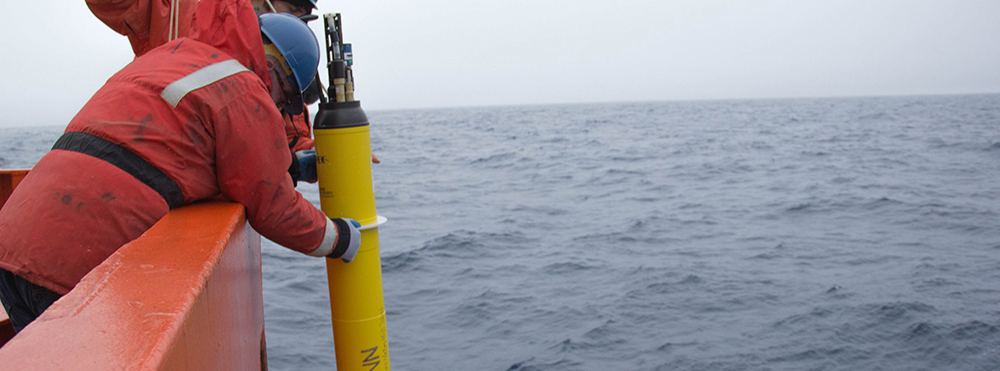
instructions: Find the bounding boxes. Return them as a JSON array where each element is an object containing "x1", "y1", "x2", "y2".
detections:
[
  {"x1": 0, "y1": 202, "x2": 265, "y2": 370},
  {"x1": 0, "y1": 169, "x2": 29, "y2": 346},
  {"x1": 0, "y1": 309, "x2": 11, "y2": 348},
  {"x1": 0, "y1": 169, "x2": 28, "y2": 209}
]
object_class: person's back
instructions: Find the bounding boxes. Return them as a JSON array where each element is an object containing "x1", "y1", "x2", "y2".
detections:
[{"x1": 87, "y1": 0, "x2": 321, "y2": 157}]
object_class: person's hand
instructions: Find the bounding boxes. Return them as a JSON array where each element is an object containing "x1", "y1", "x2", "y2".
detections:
[
  {"x1": 371, "y1": 152, "x2": 380, "y2": 164},
  {"x1": 295, "y1": 150, "x2": 317, "y2": 182},
  {"x1": 328, "y1": 218, "x2": 361, "y2": 263}
]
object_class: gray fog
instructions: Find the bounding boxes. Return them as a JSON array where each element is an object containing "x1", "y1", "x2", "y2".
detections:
[{"x1": 2, "y1": 0, "x2": 998, "y2": 128}]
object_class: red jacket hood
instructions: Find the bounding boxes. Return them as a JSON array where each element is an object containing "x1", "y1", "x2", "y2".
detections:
[{"x1": 189, "y1": 0, "x2": 272, "y2": 91}]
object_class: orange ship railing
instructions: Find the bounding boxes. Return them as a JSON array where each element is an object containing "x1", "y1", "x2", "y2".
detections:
[
  {"x1": 0, "y1": 169, "x2": 29, "y2": 345},
  {"x1": 0, "y1": 170, "x2": 268, "y2": 370}
]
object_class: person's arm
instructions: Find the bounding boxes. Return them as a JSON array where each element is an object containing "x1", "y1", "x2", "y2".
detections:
[
  {"x1": 286, "y1": 113, "x2": 315, "y2": 153},
  {"x1": 211, "y1": 85, "x2": 336, "y2": 256}
]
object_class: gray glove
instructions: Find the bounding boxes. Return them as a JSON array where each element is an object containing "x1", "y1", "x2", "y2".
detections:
[{"x1": 328, "y1": 218, "x2": 362, "y2": 263}]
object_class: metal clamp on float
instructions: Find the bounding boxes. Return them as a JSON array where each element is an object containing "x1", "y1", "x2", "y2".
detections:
[{"x1": 313, "y1": 13, "x2": 391, "y2": 371}]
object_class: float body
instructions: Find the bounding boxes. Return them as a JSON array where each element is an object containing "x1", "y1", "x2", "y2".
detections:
[{"x1": 314, "y1": 100, "x2": 391, "y2": 371}]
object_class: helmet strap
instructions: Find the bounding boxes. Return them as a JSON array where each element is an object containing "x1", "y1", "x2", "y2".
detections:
[{"x1": 263, "y1": 43, "x2": 293, "y2": 77}]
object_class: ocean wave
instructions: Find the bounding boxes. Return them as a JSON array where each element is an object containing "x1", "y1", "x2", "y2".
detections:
[
  {"x1": 856, "y1": 111, "x2": 893, "y2": 122},
  {"x1": 380, "y1": 249, "x2": 425, "y2": 273},
  {"x1": 766, "y1": 346, "x2": 863, "y2": 365},
  {"x1": 865, "y1": 302, "x2": 937, "y2": 321},
  {"x1": 469, "y1": 151, "x2": 517, "y2": 165},
  {"x1": 774, "y1": 307, "x2": 835, "y2": 328},
  {"x1": 507, "y1": 357, "x2": 581, "y2": 371},
  {"x1": 542, "y1": 261, "x2": 602, "y2": 275},
  {"x1": 509, "y1": 204, "x2": 569, "y2": 216},
  {"x1": 383, "y1": 230, "x2": 536, "y2": 274},
  {"x1": 949, "y1": 320, "x2": 999, "y2": 340}
]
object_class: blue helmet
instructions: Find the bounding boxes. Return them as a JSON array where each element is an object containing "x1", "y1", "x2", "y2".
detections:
[{"x1": 259, "y1": 13, "x2": 320, "y2": 92}]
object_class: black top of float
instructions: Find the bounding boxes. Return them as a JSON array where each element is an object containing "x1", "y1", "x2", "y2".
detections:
[{"x1": 314, "y1": 101, "x2": 369, "y2": 129}]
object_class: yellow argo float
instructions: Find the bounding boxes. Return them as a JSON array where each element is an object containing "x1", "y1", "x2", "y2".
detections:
[{"x1": 313, "y1": 13, "x2": 391, "y2": 371}]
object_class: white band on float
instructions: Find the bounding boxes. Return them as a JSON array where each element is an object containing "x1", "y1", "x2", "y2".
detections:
[{"x1": 357, "y1": 215, "x2": 387, "y2": 231}]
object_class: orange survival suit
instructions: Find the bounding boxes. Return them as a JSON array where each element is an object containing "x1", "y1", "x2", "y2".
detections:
[{"x1": 0, "y1": 0, "x2": 332, "y2": 295}]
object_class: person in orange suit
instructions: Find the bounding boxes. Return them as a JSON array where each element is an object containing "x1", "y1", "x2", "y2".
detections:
[
  {"x1": 85, "y1": 0, "x2": 370, "y2": 186},
  {"x1": 0, "y1": 0, "x2": 361, "y2": 333}
]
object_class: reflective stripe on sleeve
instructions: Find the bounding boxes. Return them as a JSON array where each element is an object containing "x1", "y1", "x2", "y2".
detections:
[
  {"x1": 308, "y1": 218, "x2": 338, "y2": 257},
  {"x1": 160, "y1": 59, "x2": 250, "y2": 107}
]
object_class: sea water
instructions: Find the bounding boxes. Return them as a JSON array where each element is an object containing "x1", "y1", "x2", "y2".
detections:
[{"x1": 2, "y1": 94, "x2": 999, "y2": 370}]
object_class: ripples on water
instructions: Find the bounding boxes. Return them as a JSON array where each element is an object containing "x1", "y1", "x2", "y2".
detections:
[{"x1": 3, "y1": 95, "x2": 999, "y2": 370}]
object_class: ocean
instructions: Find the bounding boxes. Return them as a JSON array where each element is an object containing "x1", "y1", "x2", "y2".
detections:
[{"x1": 2, "y1": 94, "x2": 999, "y2": 370}]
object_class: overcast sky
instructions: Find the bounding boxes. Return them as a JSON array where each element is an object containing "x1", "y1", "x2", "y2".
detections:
[{"x1": 2, "y1": 0, "x2": 999, "y2": 128}]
